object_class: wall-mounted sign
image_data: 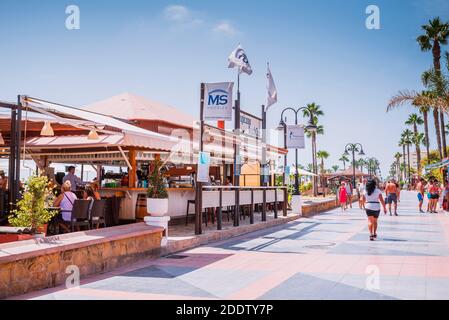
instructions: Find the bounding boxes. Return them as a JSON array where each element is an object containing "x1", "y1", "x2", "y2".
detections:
[
  {"x1": 286, "y1": 125, "x2": 305, "y2": 149},
  {"x1": 240, "y1": 110, "x2": 262, "y2": 138},
  {"x1": 203, "y1": 82, "x2": 234, "y2": 121},
  {"x1": 197, "y1": 151, "x2": 211, "y2": 183},
  {"x1": 234, "y1": 154, "x2": 242, "y2": 176},
  {"x1": 285, "y1": 165, "x2": 291, "y2": 185}
]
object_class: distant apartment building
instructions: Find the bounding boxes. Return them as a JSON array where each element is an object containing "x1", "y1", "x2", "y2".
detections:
[{"x1": 400, "y1": 151, "x2": 428, "y2": 172}]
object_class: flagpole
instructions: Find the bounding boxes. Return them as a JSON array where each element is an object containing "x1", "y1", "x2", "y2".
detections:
[{"x1": 233, "y1": 69, "x2": 241, "y2": 227}]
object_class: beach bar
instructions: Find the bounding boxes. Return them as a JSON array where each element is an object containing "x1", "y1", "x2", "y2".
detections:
[{"x1": 0, "y1": 94, "x2": 288, "y2": 235}]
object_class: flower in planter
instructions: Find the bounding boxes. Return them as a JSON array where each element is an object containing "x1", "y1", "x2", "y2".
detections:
[{"x1": 8, "y1": 175, "x2": 58, "y2": 234}]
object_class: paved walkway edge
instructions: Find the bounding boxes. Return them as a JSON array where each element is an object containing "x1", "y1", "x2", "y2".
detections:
[{"x1": 162, "y1": 214, "x2": 301, "y2": 256}]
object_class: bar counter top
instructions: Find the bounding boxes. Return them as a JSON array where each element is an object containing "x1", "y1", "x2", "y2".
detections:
[{"x1": 99, "y1": 187, "x2": 195, "y2": 192}]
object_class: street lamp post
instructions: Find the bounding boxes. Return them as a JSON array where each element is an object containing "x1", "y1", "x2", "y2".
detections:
[
  {"x1": 278, "y1": 107, "x2": 316, "y2": 195},
  {"x1": 343, "y1": 143, "x2": 365, "y2": 191}
]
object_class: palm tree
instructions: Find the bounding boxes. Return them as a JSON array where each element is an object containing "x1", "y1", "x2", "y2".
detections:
[
  {"x1": 398, "y1": 137, "x2": 407, "y2": 181},
  {"x1": 339, "y1": 155, "x2": 349, "y2": 170},
  {"x1": 332, "y1": 165, "x2": 339, "y2": 173},
  {"x1": 402, "y1": 129, "x2": 414, "y2": 184},
  {"x1": 394, "y1": 152, "x2": 402, "y2": 182},
  {"x1": 422, "y1": 53, "x2": 449, "y2": 156},
  {"x1": 405, "y1": 114, "x2": 424, "y2": 175},
  {"x1": 316, "y1": 150, "x2": 330, "y2": 173},
  {"x1": 415, "y1": 133, "x2": 426, "y2": 165},
  {"x1": 365, "y1": 158, "x2": 380, "y2": 177},
  {"x1": 418, "y1": 17, "x2": 449, "y2": 82},
  {"x1": 422, "y1": 75, "x2": 444, "y2": 159},
  {"x1": 388, "y1": 90, "x2": 436, "y2": 161},
  {"x1": 389, "y1": 163, "x2": 398, "y2": 179},
  {"x1": 303, "y1": 103, "x2": 324, "y2": 196},
  {"x1": 356, "y1": 158, "x2": 367, "y2": 173},
  {"x1": 418, "y1": 17, "x2": 449, "y2": 157}
]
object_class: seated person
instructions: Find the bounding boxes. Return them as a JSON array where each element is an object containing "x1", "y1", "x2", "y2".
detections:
[
  {"x1": 83, "y1": 185, "x2": 100, "y2": 210},
  {"x1": 53, "y1": 181, "x2": 78, "y2": 232}
]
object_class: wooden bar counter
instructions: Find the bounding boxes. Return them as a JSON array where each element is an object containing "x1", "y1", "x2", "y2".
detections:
[{"x1": 98, "y1": 187, "x2": 195, "y2": 221}]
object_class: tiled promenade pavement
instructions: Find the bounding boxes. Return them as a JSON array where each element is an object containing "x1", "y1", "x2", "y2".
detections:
[{"x1": 16, "y1": 191, "x2": 449, "y2": 300}]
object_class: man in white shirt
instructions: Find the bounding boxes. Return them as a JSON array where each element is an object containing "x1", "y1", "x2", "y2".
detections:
[
  {"x1": 358, "y1": 178, "x2": 367, "y2": 210},
  {"x1": 62, "y1": 166, "x2": 85, "y2": 192}
]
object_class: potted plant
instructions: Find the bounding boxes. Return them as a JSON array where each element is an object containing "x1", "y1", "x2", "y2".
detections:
[
  {"x1": 7, "y1": 175, "x2": 57, "y2": 239},
  {"x1": 146, "y1": 159, "x2": 169, "y2": 217}
]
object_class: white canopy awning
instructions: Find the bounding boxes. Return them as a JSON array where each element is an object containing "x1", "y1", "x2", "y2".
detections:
[
  {"x1": 24, "y1": 97, "x2": 179, "y2": 143},
  {"x1": 25, "y1": 134, "x2": 175, "y2": 152}
]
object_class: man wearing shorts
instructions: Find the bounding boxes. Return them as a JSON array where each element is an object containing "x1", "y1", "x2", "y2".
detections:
[
  {"x1": 416, "y1": 178, "x2": 426, "y2": 213},
  {"x1": 385, "y1": 180, "x2": 399, "y2": 216}
]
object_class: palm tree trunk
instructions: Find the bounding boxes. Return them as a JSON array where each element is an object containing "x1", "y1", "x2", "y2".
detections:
[
  {"x1": 433, "y1": 41, "x2": 444, "y2": 160},
  {"x1": 413, "y1": 123, "x2": 422, "y2": 176},
  {"x1": 423, "y1": 110, "x2": 430, "y2": 164},
  {"x1": 407, "y1": 144, "x2": 411, "y2": 184},
  {"x1": 312, "y1": 132, "x2": 318, "y2": 196},
  {"x1": 433, "y1": 107, "x2": 443, "y2": 160},
  {"x1": 397, "y1": 159, "x2": 401, "y2": 182},
  {"x1": 402, "y1": 145, "x2": 406, "y2": 181},
  {"x1": 441, "y1": 111, "x2": 447, "y2": 158},
  {"x1": 433, "y1": 41, "x2": 441, "y2": 73}
]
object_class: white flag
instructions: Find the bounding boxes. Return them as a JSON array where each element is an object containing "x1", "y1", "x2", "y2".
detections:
[
  {"x1": 228, "y1": 45, "x2": 253, "y2": 75},
  {"x1": 266, "y1": 64, "x2": 277, "y2": 109}
]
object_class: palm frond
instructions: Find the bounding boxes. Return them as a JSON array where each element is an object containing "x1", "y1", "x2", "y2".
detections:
[{"x1": 387, "y1": 90, "x2": 418, "y2": 111}]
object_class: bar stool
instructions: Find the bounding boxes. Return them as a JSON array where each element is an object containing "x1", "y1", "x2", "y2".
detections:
[{"x1": 186, "y1": 200, "x2": 195, "y2": 225}]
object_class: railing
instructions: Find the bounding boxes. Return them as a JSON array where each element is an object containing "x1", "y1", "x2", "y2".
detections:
[{"x1": 200, "y1": 186, "x2": 288, "y2": 230}]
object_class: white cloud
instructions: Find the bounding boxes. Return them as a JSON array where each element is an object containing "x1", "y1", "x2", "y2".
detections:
[
  {"x1": 163, "y1": 5, "x2": 203, "y2": 29},
  {"x1": 163, "y1": 5, "x2": 239, "y2": 35},
  {"x1": 213, "y1": 21, "x2": 238, "y2": 36},
  {"x1": 164, "y1": 5, "x2": 191, "y2": 22}
]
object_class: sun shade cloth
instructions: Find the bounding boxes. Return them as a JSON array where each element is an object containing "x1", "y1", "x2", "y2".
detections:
[
  {"x1": 24, "y1": 97, "x2": 179, "y2": 147},
  {"x1": 83, "y1": 93, "x2": 197, "y2": 128},
  {"x1": 25, "y1": 134, "x2": 175, "y2": 151}
]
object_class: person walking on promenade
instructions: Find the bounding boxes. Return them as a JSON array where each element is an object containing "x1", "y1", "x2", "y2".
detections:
[
  {"x1": 429, "y1": 180, "x2": 440, "y2": 213},
  {"x1": 345, "y1": 179, "x2": 353, "y2": 209},
  {"x1": 443, "y1": 180, "x2": 449, "y2": 211},
  {"x1": 358, "y1": 178, "x2": 367, "y2": 210},
  {"x1": 441, "y1": 181, "x2": 449, "y2": 211},
  {"x1": 362, "y1": 179, "x2": 387, "y2": 241},
  {"x1": 416, "y1": 178, "x2": 426, "y2": 213},
  {"x1": 339, "y1": 181, "x2": 348, "y2": 211},
  {"x1": 385, "y1": 179, "x2": 399, "y2": 216},
  {"x1": 426, "y1": 179, "x2": 433, "y2": 213}
]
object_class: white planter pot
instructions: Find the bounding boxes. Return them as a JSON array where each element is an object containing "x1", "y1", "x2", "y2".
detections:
[
  {"x1": 32, "y1": 233, "x2": 46, "y2": 240},
  {"x1": 291, "y1": 194, "x2": 303, "y2": 216},
  {"x1": 147, "y1": 198, "x2": 169, "y2": 217}
]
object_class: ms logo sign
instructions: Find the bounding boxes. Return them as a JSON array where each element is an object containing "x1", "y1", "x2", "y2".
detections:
[
  {"x1": 203, "y1": 82, "x2": 234, "y2": 121},
  {"x1": 208, "y1": 89, "x2": 229, "y2": 106}
]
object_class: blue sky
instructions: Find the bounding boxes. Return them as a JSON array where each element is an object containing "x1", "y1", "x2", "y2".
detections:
[{"x1": 1, "y1": 0, "x2": 449, "y2": 176}]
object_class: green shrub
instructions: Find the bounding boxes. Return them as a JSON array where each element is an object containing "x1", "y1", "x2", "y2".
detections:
[
  {"x1": 300, "y1": 182, "x2": 312, "y2": 193},
  {"x1": 8, "y1": 175, "x2": 57, "y2": 233}
]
